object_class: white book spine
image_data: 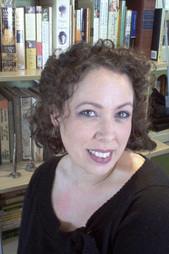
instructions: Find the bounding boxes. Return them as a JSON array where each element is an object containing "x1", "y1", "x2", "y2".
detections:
[
  {"x1": 107, "y1": 0, "x2": 119, "y2": 47},
  {"x1": 42, "y1": 7, "x2": 50, "y2": 68},
  {"x1": 36, "y1": 6, "x2": 42, "y2": 69},
  {"x1": 99, "y1": 0, "x2": 109, "y2": 39},
  {"x1": 54, "y1": 0, "x2": 71, "y2": 56},
  {"x1": 93, "y1": 0, "x2": 100, "y2": 44},
  {"x1": 15, "y1": 7, "x2": 25, "y2": 70}
]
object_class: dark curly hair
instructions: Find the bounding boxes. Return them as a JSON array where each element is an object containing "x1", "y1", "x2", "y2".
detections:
[{"x1": 32, "y1": 39, "x2": 156, "y2": 154}]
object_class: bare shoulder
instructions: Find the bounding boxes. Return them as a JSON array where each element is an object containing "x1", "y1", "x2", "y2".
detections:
[{"x1": 127, "y1": 151, "x2": 145, "y2": 172}]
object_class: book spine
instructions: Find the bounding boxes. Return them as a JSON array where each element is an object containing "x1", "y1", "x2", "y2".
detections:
[
  {"x1": 119, "y1": 0, "x2": 127, "y2": 47},
  {"x1": 124, "y1": 9, "x2": 132, "y2": 48},
  {"x1": 36, "y1": 6, "x2": 42, "y2": 69},
  {"x1": 126, "y1": 0, "x2": 156, "y2": 58},
  {"x1": 107, "y1": 0, "x2": 119, "y2": 47},
  {"x1": 99, "y1": 0, "x2": 109, "y2": 39},
  {"x1": 93, "y1": 0, "x2": 100, "y2": 44},
  {"x1": 20, "y1": 96, "x2": 32, "y2": 160},
  {"x1": 0, "y1": 99, "x2": 10, "y2": 163},
  {"x1": 49, "y1": 7, "x2": 53, "y2": 56},
  {"x1": 1, "y1": 7, "x2": 16, "y2": 71},
  {"x1": 25, "y1": 6, "x2": 36, "y2": 70},
  {"x1": 75, "y1": 9, "x2": 81, "y2": 43},
  {"x1": 15, "y1": 7, "x2": 25, "y2": 70},
  {"x1": 70, "y1": 2, "x2": 75, "y2": 45},
  {"x1": 130, "y1": 10, "x2": 137, "y2": 47},
  {"x1": 53, "y1": 0, "x2": 71, "y2": 55},
  {"x1": 42, "y1": 6, "x2": 50, "y2": 68},
  {"x1": 157, "y1": 9, "x2": 168, "y2": 62}
]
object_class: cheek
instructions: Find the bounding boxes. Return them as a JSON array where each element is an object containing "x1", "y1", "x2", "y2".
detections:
[{"x1": 59, "y1": 118, "x2": 93, "y2": 144}]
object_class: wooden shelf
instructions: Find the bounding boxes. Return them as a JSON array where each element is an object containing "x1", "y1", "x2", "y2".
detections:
[
  {"x1": 0, "y1": 162, "x2": 36, "y2": 194},
  {"x1": 0, "y1": 69, "x2": 41, "y2": 82}
]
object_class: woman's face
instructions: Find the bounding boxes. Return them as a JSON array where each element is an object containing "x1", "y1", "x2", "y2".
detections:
[{"x1": 57, "y1": 67, "x2": 134, "y2": 176}]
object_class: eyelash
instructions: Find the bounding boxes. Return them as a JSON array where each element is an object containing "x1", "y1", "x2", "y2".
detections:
[
  {"x1": 78, "y1": 110, "x2": 97, "y2": 117},
  {"x1": 115, "y1": 111, "x2": 130, "y2": 119},
  {"x1": 78, "y1": 110, "x2": 130, "y2": 119}
]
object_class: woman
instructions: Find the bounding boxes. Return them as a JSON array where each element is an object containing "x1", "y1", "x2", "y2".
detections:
[{"x1": 17, "y1": 40, "x2": 169, "y2": 254}]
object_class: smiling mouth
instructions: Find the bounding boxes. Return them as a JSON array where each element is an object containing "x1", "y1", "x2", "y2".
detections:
[{"x1": 87, "y1": 149, "x2": 113, "y2": 164}]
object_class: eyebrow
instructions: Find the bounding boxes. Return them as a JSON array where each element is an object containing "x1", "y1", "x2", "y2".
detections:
[{"x1": 75, "y1": 101, "x2": 133, "y2": 109}]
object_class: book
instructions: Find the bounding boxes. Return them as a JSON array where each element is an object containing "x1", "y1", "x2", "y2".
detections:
[
  {"x1": 75, "y1": 9, "x2": 81, "y2": 43},
  {"x1": 130, "y1": 10, "x2": 137, "y2": 48},
  {"x1": 150, "y1": 8, "x2": 165, "y2": 61},
  {"x1": 117, "y1": 0, "x2": 127, "y2": 47},
  {"x1": 158, "y1": 10, "x2": 169, "y2": 62},
  {"x1": 0, "y1": 92, "x2": 14, "y2": 163},
  {"x1": 25, "y1": 6, "x2": 36, "y2": 70},
  {"x1": 36, "y1": 6, "x2": 42, "y2": 69},
  {"x1": 93, "y1": 0, "x2": 100, "y2": 43},
  {"x1": 99, "y1": 0, "x2": 109, "y2": 39},
  {"x1": 15, "y1": 7, "x2": 25, "y2": 70},
  {"x1": 42, "y1": 6, "x2": 52, "y2": 68},
  {"x1": 0, "y1": 86, "x2": 22, "y2": 161},
  {"x1": 124, "y1": 9, "x2": 132, "y2": 48},
  {"x1": 107, "y1": 0, "x2": 119, "y2": 47},
  {"x1": 53, "y1": 0, "x2": 71, "y2": 56},
  {"x1": 0, "y1": 97, "x2": 10, "y2": 163},
  {"x1": 126, "y1": 0, "x2": 156, "y2": 58},
  {"x1": 0, "y1": 7, "x2": 16, "y2": 71},
  {"x1": 81, "y1": 8, "x2": 90, "y2": 42}
]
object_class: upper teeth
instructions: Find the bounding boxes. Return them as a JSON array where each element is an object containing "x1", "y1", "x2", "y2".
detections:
[{"x1": 89, "y1": 150, "x2": 111, "y2": 158}]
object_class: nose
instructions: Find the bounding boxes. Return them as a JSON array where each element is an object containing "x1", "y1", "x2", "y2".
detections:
[{"x1": 94, "y1": 117, "x2": 116, "y2": 142}]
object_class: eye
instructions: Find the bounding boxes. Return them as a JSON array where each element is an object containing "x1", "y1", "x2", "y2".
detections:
[
  {"x1": 115, "y1": 111, "x2": 130, "y2": 119},
  {"x1": 78, "y1": 110, "x2": 97, "y2": 117}
]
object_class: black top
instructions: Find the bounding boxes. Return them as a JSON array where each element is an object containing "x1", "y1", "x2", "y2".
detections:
[{"x1": 17, "y1": 156, "x2": 169, "y2": 254}]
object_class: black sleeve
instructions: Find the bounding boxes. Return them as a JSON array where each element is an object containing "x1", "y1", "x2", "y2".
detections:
[
  {"x1": 113, "y1": 186, "x2": 169, "y2": 254},
  {"x1": 17, "y1": 167, "x2": 43, "y2": 254}
]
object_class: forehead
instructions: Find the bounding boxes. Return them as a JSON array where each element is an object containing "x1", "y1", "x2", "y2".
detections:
[{"x1": 70, "y1": 67, "x2": 134, "y2": 104}]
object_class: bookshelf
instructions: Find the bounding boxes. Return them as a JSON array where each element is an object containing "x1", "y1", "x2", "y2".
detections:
[{"x1": 0, "y1": 69, "x2": 41, "y2": 82}]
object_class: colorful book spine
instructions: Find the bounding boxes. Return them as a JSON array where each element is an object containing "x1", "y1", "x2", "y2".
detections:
[
  {"x1": 75, "y1": 9, "x2": 81, "y2": 43},
  {"x1": 36, "y1": 6, "x2": 42, "y2": 69},
  {"x1": 15, "y1": 7, "x2": 25, "y2": 70},
  {"x1": 0, "y1": 7, "x2": 16, "y2": 71},
  {"x1": 25, "y1": 6, "x2": 36, "y2": 70}
]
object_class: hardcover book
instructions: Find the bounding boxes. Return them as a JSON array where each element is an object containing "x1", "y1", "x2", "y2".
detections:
[
  {"x1": 15, "y1": 7, "x2": 25, "y2": 70},
  {"x1": 0, "y1": 7, "x2": 16, "y2": 71},
  {"x1": 25, "y1": 6, "x2": 36, "y2": 69},
  {"x1": 53, "y1": 0, "x2": 71, "y2": 55},
  {"x1": 126, "y1": 0, "x2": 156, "y2": 58}
]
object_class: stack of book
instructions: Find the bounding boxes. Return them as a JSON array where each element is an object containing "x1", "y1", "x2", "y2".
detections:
[{"x1": 0, "y1": 188, "x2": 26, "y2": 240}]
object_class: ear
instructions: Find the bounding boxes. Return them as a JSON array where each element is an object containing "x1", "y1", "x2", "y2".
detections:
[{"x1": 50, "y1": 113, "x2": 59, "y2": 127}]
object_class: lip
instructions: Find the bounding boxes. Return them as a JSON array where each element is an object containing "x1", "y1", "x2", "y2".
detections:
[{"x1": 87, "y1": 149, "x2": 113, "y2": 164}]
